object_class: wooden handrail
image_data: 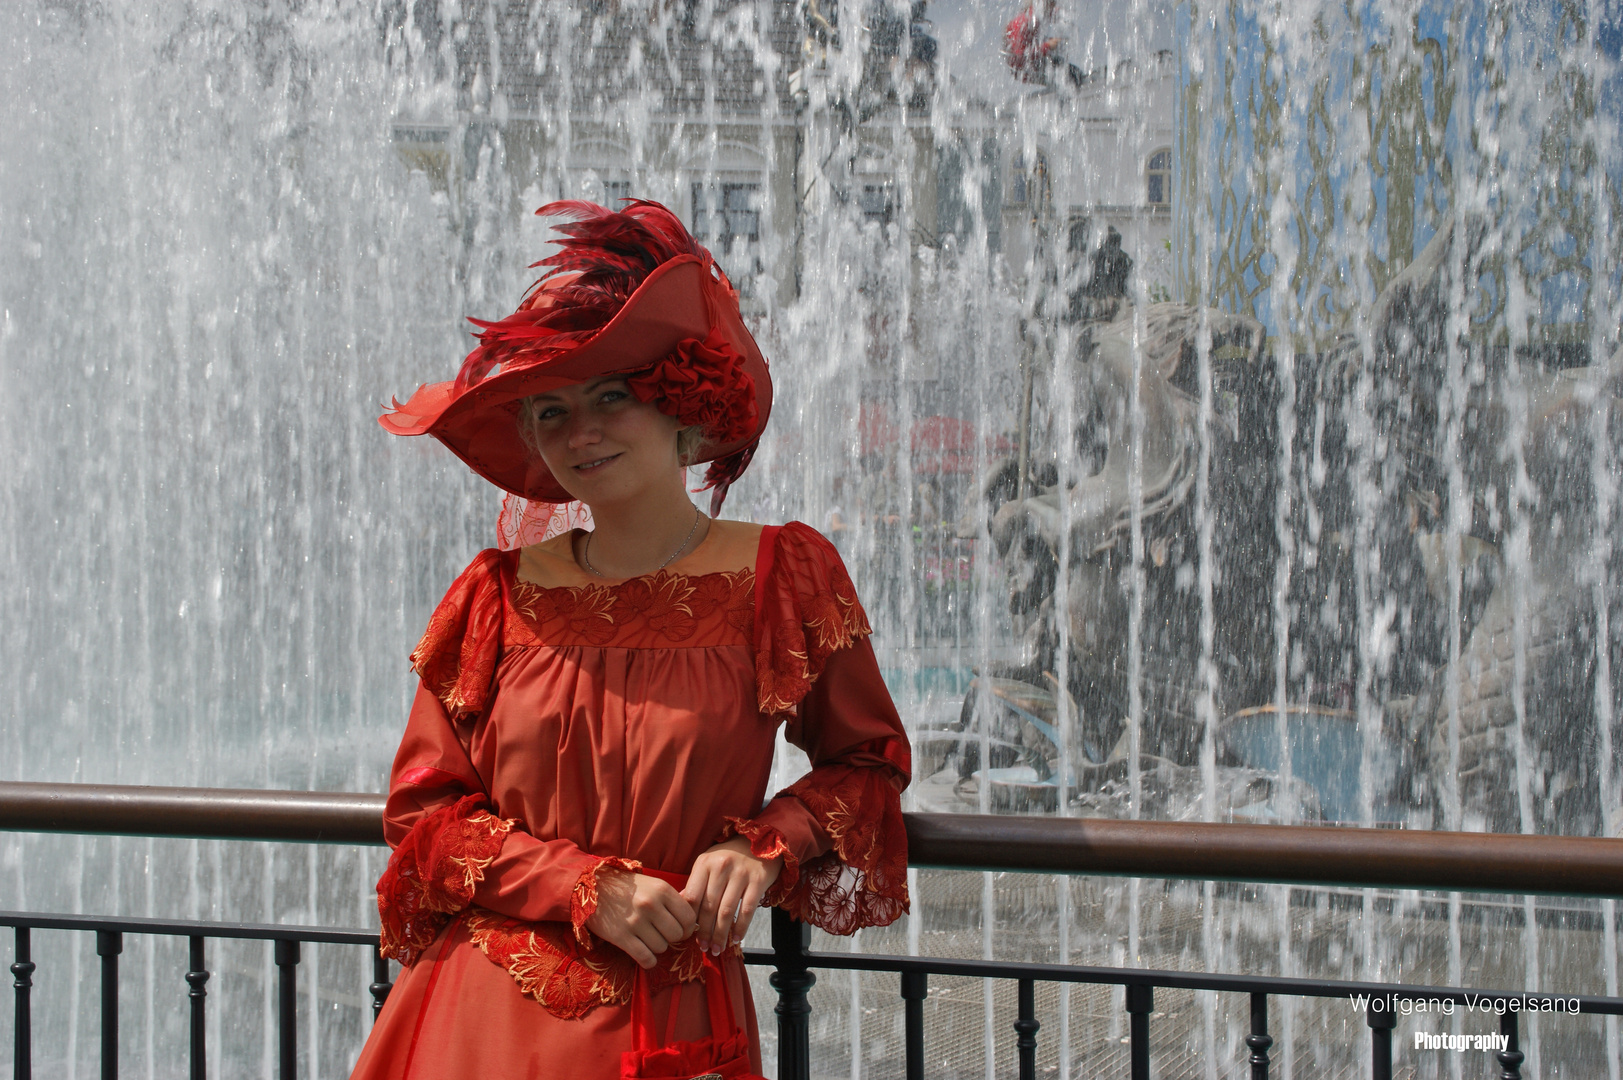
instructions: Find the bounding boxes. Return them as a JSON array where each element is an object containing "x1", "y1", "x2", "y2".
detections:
[{"x1": 0, "y1": 781, "x2": 1619, "y2": 897}]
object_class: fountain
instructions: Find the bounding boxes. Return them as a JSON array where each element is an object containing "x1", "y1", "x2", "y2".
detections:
[{"x1": 1, "y1": 0, "x2": 1620, "y2": 1075}]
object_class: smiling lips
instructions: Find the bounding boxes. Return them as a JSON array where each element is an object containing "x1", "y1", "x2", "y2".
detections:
[{"x1": 573, "y1": 454, "x2": 620, "y2": 474}]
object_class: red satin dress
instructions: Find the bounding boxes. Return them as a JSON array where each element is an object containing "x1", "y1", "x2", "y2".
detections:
[{"x1": 349, "y1": 522, "x2": 911, "y2": 1079}]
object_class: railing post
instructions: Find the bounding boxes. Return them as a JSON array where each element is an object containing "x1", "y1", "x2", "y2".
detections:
[
  {"x1": 900, "y1": 971, "x2": 926, "y2": 1080},
  {"x1": 1126, "y1": 983, "x2": 1153, "y2": 1080},
  {"x1": 186, "y1": 937, "x2": 208, "y2": 1080},
  {"x1": 1246, "y1": 992, "x2": 1272, "y2": 1080},
  {"x1": 1496, "y1": 1011, "x2": 1524, "y2": 1080},
  {"x1": 97, "y1": 929, "x2": 121, "y2": 1080},
  {"x1": 369, "y1": 945, "x2": 393, "y2": 1023},
  {"x1": 275, "y1": 939, "x2": 299, "y2": 1080},
  {"x1": 1366, "y1": 1000, "x2": 1395, "y2": 1080},
  {"x1": 769, "y1": 907, "x2": 814, "y2": 1080},
  {"x1": 12, "y1": 927, "x2": 33, "y2": 1080},
  {"x1": 1014, "y1": 978, "x2": 1039, "y2": 1080}
]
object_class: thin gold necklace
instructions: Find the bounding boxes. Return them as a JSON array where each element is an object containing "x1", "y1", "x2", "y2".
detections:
[{"x1": 582, "y1": 507, "x2": 704, "y2": 578}]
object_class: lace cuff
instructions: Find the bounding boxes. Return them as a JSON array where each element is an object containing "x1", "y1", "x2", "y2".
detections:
[
  {"x1": 376, "y1": 795, "x2": 514, "y2": 965},
  {"x1": 720, "y1": 817, "x2": 800, "y2": 906},
  {"x1": 768, "y1": 766, "x2": 909, "y2": 935},
  {"x1": 568, "y1": 856, "x2": 643, "y2": 948},
  {"x1": 466, "y1": 910, "x2": 715, "y2": 1020}
]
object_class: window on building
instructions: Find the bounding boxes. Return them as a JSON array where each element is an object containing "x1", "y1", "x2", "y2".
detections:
[
  {"x1": 691, "y1": 181, "x2": 764, "y2": 297},
  {"x1": 692, "y1": 181, "x2": 761, "y2": 245},
  {"x1": 1146, "y1": 150, "x2": 1171, "y2": 207},
  {"x1": 1009, "y1": 151, "x2": 1026, "y2": 204},
  {"x1": 858, "y1": 182, "x2": 895, "y2": 228},
  {"x1": 1009, "y1": 150, "x2": 1050, "y2": 209}
]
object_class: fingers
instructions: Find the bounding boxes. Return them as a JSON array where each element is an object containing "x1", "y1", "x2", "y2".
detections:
[
  {"x1": 601, "y1": 877, "x2": 698, "y2": 969},
  {"x1": 661, "y1": 887, "x2": 697, "y2": 940},
  {"x1": 631, "y1": 920, "x2": 675, "y2": 968},
  {"x1": 694, "y1": 859, "x2": 728, "y2": 948},
  {"x1": 707, "y1": 875, "x2": 749, "y2": 954},
  {"x1": 645, "y1": 890, "x2": 691, "y2": 946},
  {"x1": 679, "y1": 861, "x2": 712, "y2": 916},
  {"x1": 703, "y1": 863, "x2": 770, "y2": 953},
  {"x1": 607, "y1": 924, "x2": 658, "y2": 969},
  {"x1": 731, "y1": 878, "x2": 767, "y2": 945}
]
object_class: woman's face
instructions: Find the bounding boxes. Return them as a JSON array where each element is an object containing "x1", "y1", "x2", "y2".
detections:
[{"x1": 524, "y1": 377, "x2": 683, "y2": 507}]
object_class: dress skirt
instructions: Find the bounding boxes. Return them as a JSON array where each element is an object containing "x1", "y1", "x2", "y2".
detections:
[{"x1": 351, "y1": 917, "x2": 761, "y2": 1079}]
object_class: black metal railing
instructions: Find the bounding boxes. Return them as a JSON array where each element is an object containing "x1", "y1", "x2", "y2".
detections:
[
  {"x1": 5, "y1": 912, "x2": 391, "y2": 1080},
  {"x1": 3, "y1": 781, "x2": 1622, "y2": 1080}
]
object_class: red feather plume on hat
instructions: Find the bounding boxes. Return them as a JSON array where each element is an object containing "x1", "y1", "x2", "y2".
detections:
[{"x1": 457, "y1": 200, "x2": 710, "y2": 388}]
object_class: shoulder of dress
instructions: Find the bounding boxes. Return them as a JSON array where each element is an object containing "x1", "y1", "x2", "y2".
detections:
[
  {"x1": 752, "y1": 522, "x2": 870, "y2": 718},
  {"x1": 459, "y1": 546, "x2": 512, "y2": 582},
  {"x1": 426, "y1": 548, "x2": 511, "y2": 618},
  {"x1": 769, "y1": 520, "x2": 843, "y2": 569},
  {"x1": 411, "y1": 549, "x2": 514, "y2": 720},
  {"x1": 762, "y1": 522, "x2": 857, "y2": 600}
]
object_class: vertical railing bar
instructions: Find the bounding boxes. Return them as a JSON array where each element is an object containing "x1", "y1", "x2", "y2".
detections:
[
  {"x1": 1125, "y1": 983, "x2": 1153, "y2": 1080},
  {"x1": 1496, "y1": 1011, "x2": 1524, "y2": 1080},
  {"x1": 1014, "y1": 978, "x2": 1039, "y2": 1080},
  {"x1": 899, "y1": 970, "x2": 926, "y2": 1080},
  {"x1": 1366, "y1": 1002, "x2": 1394, "y2": 1080},
  {"x1": 769, "y1": 909, "x2": 815, "y2": 1080},
  {"x1": 96, "y1": 929, "x2": 122, "y2": 1080},
  {"x1": 186, "y1": 936, "x2": 208, "y2": 1080},
  {"x1": 274, "y1": 939, "x2": 299, "y2": 1080},
  {"x1": 1246, "y1": 992, "x2": 1272, "y2": 1080},
  {"x1": 12, "y1": 926, "x2": 33, "y2": 1080},
  {"x1": 369, "y1": 945, "x2": 393, "y2": 1024}
]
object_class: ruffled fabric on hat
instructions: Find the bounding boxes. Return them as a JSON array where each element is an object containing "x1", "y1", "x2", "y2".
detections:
[{"x1": 626, "y1": 325, "x2": 759, "y2": 446}]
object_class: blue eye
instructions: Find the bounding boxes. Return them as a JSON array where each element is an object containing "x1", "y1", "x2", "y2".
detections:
[
  {"x1": 536, "y1": 405, "x2": 565, "y2": 421},
  {"x1": 600, "y1": 390, "x2": 629, "y2": 404}
]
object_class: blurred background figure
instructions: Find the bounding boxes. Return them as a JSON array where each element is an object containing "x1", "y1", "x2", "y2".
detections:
[
  {"x1": 823, "y1": 475, "x2": 851, "y2": 548},
  {"x1": 1003, "y1": 0, "x2": 1089, "y2": 88}
]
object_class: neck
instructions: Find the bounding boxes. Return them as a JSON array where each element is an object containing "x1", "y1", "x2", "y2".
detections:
[{"x1": 582, "y1": 477, "x2": 706, "y2": 577}]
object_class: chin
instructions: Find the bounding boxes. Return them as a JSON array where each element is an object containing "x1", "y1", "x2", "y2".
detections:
[{"x1": 562, "y1": 473, "x2": 648, "y2": 509}]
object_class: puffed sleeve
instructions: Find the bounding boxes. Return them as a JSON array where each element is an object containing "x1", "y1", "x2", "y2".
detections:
[
  {"x1": 375, "y1": 551, "x2": 639, "y2": 965},
  {"x1": 723, "y1": 522, "x2": 911, "y2": 934}
]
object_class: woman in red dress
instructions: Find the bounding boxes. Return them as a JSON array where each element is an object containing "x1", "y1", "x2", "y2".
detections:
[{"x1": 351, "y1": 200, "x2": 911, "y2": 1078}]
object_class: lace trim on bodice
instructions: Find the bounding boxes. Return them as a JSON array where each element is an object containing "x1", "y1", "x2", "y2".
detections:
[
  {"x1": 506, "y1": 567, "x2": 755, "y2": 649},
  {"x1": 409, "y1": 526, "x2": 870, "y2": 722}
]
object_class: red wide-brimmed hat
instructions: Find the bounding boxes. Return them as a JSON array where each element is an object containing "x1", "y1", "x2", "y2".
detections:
[{"x1": 380, "y1": 200, "x2": 773, "y2": 510}]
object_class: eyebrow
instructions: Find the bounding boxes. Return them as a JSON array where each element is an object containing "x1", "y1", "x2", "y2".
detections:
[{"x1": 530, "y1": 377, "x2": 623, "y2": 404}]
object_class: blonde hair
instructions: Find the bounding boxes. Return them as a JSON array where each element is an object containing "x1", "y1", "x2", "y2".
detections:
[
  {"x1": 675, "y1": 425, "x2": 706, "y2": 466},
  {"x1": 515, "y1": 395, "x2": 706, "y2": 467}
]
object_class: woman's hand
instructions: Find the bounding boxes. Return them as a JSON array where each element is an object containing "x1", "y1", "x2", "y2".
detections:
[
  {"x1": 584, "y1": 868, "x2": 697, "y2": 970},
  {"x1": 682, "y1": 836, "x2": 783, "y2": 956}
]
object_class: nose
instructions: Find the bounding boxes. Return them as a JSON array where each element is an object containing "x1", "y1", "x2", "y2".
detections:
[{"x1": 564, "y1": 408, "x2": 602, "y2": 451}]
